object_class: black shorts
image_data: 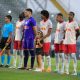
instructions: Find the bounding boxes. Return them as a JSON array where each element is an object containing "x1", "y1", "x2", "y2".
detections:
[
  {"x1": 0, "y1": 37, "x2": 11, "y2": 50},
  {"x1": 36, "y1": 48, "x2": 43, "y2": 55}
]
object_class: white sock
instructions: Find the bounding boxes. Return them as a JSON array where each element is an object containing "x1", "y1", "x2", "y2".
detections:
[
  {"x1": 42, "y1": 56, "x2": 45, "y2": 69},
  {"x1": 13, "y1": 49, "x2": 17, "y2": 67},
  {"x1": 71, "y1": 53, "x2": 77, "y2": 73},
  {"x1": 46, "y1": 56, "x2": 51, "y2": 68},
  {"x1": 61, "y1": 53, "x2": 65, "y2": 72},
  {"x1": 55, "y1": 53, "x2": 59, "y2": 71},
  {"x1": 65, "y1": 54, "x2": 70, "y2": 73},
  {"x1": 18, "y1": 50, "x2": 23, "y2": 68}
]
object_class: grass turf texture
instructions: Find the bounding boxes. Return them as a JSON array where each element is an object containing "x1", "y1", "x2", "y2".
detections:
[{"x1": 0, "y1": 57, "x2": 80, "y2": 80}]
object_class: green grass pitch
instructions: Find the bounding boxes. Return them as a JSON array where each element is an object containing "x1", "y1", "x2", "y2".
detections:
[{"x1": 0, "y1": 57, "x2": 80, "y2": 80}]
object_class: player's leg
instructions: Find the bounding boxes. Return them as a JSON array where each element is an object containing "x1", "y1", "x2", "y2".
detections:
[
  {"x1": 54, "y1": 44, "x2": 60, "y2": 72},
  {"x1": 18, "y1": 50, "x2": 23, "y2": 68},
  {"x1": 12, "y1": 49, "x2": 17, "y2": 68},
  {"x1": 55, "y1": 53, "x2": 59, "y2": 72},
  {"x1": 43, "y1": 43, "x2": 51, "y2": 72},
  {"x1": 5, "y1": 42, "x2": 12, "y2": 68},
  {"x1": 71, "y1": 53, "x2": 77, "y2": 75},
  {"x1": 23, "y1": 39, "x2": 29, "y2": 69},
  {"x1": 60, "y1": 53, "x2": 65, "y2": 74},
  {"x1": 0, "y1": 55, "x2": 5, "y2": 67},
  {"x1": 70, "y1": 45, "x2": 77, "y2": 75},
  {"x1": 0, "y1": 38, "x2": 6, "y2": 67},
  {"x1": 28, "y1": 50, "x2": 35, "y2": 70},
  {"x1": 27, "y1": 38, "x2": 35, "y2": 70},
  {"x1": 18, "y1": 41, "x2": 23, "y2": 68},
  {"x1": 64, "y1": 45, "x2": 70, "y2": 74},
  {"x1": 10, "y1": 41, "x2": 18, "y2": 68},
  {"x1": 65, "y1": 54, "x2": 70, "y2": 74},
  {"x1": 59, "y1": 44, "x2": 65, "y2": 74},
  {"x1": 6, "y1": 49, "x2": 11, "y2": 68}
]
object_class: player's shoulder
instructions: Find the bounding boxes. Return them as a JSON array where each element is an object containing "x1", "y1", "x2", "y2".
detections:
[
  {"x1": 73, "y1": 20, "x2": 78, "y2": 24},
  {"x1": 9, "y1": 23, "x2": 14, "y2": 27},
  {"x1": 62, "y1": 21, "x2": 67, "y2": 26},
  {"x1": 47, "y1": 19, "x2": 52, "y2": 24},
  {"x1": 30, "y1": 17, "x2": 36, "y2": 21}
]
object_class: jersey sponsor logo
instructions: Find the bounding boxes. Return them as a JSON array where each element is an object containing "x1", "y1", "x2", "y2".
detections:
[
  {"x1": 24, "y1": 26, "x2": 29, "y2": 29},
  {"x1": 41, "y1": 27, "x2": 46, "y2": 30}
]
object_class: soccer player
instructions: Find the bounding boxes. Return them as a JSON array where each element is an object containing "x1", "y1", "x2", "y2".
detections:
[
  {"x1": 54, "y1": 13, "x2": 65, "y2": 74},
  {"x1": 63, "y1": 12, "x2": 79, "y2": 75},
  {"x1": 0, "y1": 15, "x2": 14, "y2": 67},
  {"x1": 40, "y1": 10, "x2": 52, "y2": 72},
  {"x1": 10, "y1": 13, "x2": 25, "y2": 68},
  {"x1": 22, "y1": 8, "x2": 37, "y2": 70}
]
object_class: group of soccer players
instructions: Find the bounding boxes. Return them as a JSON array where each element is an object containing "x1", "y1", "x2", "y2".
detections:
[{"x1": 0, "y1": 8, "x2": 79, "y2": 76}]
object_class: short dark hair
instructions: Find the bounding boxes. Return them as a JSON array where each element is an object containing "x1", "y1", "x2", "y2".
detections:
[
  {"x1": 57, "y1": 13, "x2": 63, "y2": 17},
  {"x1": 5, "y1": 15, "x2": 12, "y2": 21},
  {"x1": 26, "y1": 8, "x2": 33, "y2": 14},
  {"x1": 19, "y1": 12, "x2": 25, "y2": 20},
  {"x1": 41, "y1": 10, "x2": 49, "y2": 19},
  {"x1": 69, "y1": 12, "x2": 75, "y2": 17}
]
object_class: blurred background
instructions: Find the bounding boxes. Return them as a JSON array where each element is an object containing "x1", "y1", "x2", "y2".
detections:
[{"x1": 0, "y1": 0, "x2": 80, "y2": 59}]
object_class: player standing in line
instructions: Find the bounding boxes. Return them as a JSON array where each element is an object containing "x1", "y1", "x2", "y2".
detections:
[
  {"x1": 63, "y1": 12, "x2": 79, "y2": 75},
  {"x1": 54, "y1": 13, "x2": 65, "y2": 74},
  {"x1": 10, "y1": 13, "x2": 25, "y2": 68},
  {"x1": 0, "y1": 15, "x2": 14, "y2": 67},
  {"x1": 40, "y1": 10, "x2": 52, "y2": 72},
  {"x1": 22, "y1": 8, "x2": 37, "y2": 70}
]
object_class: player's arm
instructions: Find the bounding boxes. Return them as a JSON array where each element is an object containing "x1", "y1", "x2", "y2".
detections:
[
  {"x1": 76, "y1": 29, "x2": 80, "y2": 40},
  {"x1": 74, "y1": 21, "x2": 80, "y2": 40},
  {"x1": 7, "y1": 32, "x2": 12, "y2": 42},
  {"x1": 33, "y1": 26, "x2": 37, "y2": 37},
  {"x1": 42, "y1": 28, "x2": 52, "y2": 40},
  {"x1": 6, "y1": 24, "x2": 14, "y2": 44}
]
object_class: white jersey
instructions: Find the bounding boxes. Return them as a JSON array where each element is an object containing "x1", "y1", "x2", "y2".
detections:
[
  {"x1": 40, "y1": 19, "x2": 52, "y2": 43},
  {"x1": 15, "y1": 20, "x2": 24, "y2": 41},
  {"x1": 54, "y1": 22, "x2": 66, "y2": 44},
  {"x1": 64, "y1": 20, "x2": 79, "y2": 44}
]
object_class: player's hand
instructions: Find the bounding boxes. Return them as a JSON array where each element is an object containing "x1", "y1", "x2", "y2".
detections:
[
  {"x1": 5, "y1": 42, "x2": 9, "y2": 46},
  {"x1": 60, "y1": 40, "x2": 63, "y2": 44}
]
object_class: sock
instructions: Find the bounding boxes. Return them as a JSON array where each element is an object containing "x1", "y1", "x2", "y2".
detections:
[
  {"x1": 71, "y1": 53, "x2": 77, "y2": 73},
  {"x1": 65, "y1": 54, "x2": 70, "y2": 73},
  {"x1": 18, "y1": 50, "x2": 23, "y2": 67},
  {"x1": 7, "y1": 55, "x2": 11, "y2": 65},
  {"x1": 55, "y1": 53, "x2": 59, "y2": 71},
  {"x1": 1, "y1": 55, "x2": 5, "y2": 65},
  {"x1": 42, "y1": 56, "x2": 45, "y2": 70},
  {"x1": 13, "y1": 50, "x2": 17, "y2": 67},
  {"x1": 61, "y1": 53, "x2": 65, "y2": 72},
  {"x1": 24, "y1": 50, "x2": 29, "y2": 68},
  {"x1": 29, "y1": 50, "x2": 35, "y2": 68},
  {"x1": 46, "y1": 56, "x2": 51, "y2": 68}
]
